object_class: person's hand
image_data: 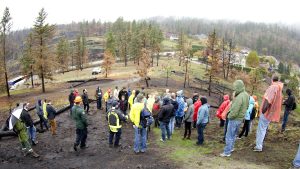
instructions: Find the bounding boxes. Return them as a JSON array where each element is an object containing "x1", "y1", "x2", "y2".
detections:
[{"x1": 125, "y1": 115, "x2": 129, "y2": 119}]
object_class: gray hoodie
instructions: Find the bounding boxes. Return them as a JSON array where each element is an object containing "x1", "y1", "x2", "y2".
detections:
[{"x1": 184, "y1": 98, "x2": 194, "y2": 122}]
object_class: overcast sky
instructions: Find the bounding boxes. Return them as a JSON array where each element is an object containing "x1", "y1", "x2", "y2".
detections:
[{"x1": 0, "y1": 0, "x2": 299, "y2": 30}]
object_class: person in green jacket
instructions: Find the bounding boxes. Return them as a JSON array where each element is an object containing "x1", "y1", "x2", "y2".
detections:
[
  {"x1": 14, "y1": 120, "x2": 39, "y2": 158},
  {"x1": 220, "y1": 80, "x2": 249, "y2": 157},
  {"x1": 71, "y1": 96, "x2": 88, "y2": 151}
]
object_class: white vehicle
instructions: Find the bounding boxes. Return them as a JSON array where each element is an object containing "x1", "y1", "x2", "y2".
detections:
[
  {"x1": 92, "y1": 67, "x2": 102, "y2": 75},
  {"x1": 8, "y1": 76, "x2": 26, "y2": 90}
]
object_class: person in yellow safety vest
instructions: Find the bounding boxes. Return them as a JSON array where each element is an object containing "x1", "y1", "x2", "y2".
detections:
[
  {"x1": 42, "y1": 99, "x2": 48, "y2": 120},
  {"x1": 128, "y1": 90, "x2": 136, "y2": 110},
  {"x1": 104, "y1": 88, "x2": 111, "y2": 112},
  {"x1": 107, "y1": 101, "x2": 128, "y2": 148}
]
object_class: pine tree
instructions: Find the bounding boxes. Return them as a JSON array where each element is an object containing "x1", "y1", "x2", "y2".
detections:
[
  {"x1": 177, "y1": 29, "x2": 186, "y2": 66},
  {"x1": 103, "y1": 50, "x2": 115, "y2": 78},
  {"x1": 75, "y1": 35, "x2": 87, "y2": 70},
  {"x1": 56, "y1": 37, "x2": 69, "y2": 73},
  {"x1": 137, "y1": 48, "x2": 151, "y2": 87},
  {"x1": 0, "y1": 7, "x2": 12, "y2": 97},
  {"x1": 105, "y1": 31, "x2": 116, "y2": 57}
]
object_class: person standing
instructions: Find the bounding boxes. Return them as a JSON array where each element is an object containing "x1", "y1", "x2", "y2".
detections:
[
  {"x1": 82, "y1": 89, "x2": 90, "y2": 114},
  {"x1": 158, "y1": 97, "x2": 174, "y2": 142},
  {"x1": 119, "y1": 95, "x2": 128, "y2": 115},
  {"x1": 95, "y1": 86, "x2": 103, "y2": 110},
  {"x1": 175, "y1": 90, "x2": 185, "y2": 128},
  {"x1": 253, "y1": 76, "x2": 283, "y2": 152},
  {"x1": 152, "y1": 96, "x2": 161, "y2": 128},
  {"x1": 130, "y1": 94, "x2": 147, "y2": 153},
  {"x1": 196, "y1": 97, "x2": 210, "y2": 145},
  {"x1": 14, "y1": 118, "x2": 39, "y2": 158},
  {"x1": 238, "y1": 96, "x2": 255, "y2": 139},
  {"x1": 281, "y1": 88, "x2": 296, "y2": 132},
  {"x1": 220, "y1": 80, "x2": 249, "y2": 157},
  {"x1": 128, "y1": 90, "x2": 136, "y2": 110},
  {"x1": 46, "y1": 100, "x2": 57, "y2": 136},
  {"x1": 216, "y1": 95, "x2": 230, "y2": 127},
  {"x1": 292, "y1": 142, "x2": 300, "y2": 169},
  {"x1": 107, "y1": 101, "x2": 128, "y2": 148},
  {"x1": 193, "y1": 97, "x2": 202, "y2": 128},
  {"x1": 183, "y1": 98, "x2": 194, "y2": 140},
  {"x1": 69, "y1": 89, "x2": 75, "y2": 114},
  {"x1": 36, "y1": 99, "x2": 49, "y2": 131},
  {"x1": 118, "y1": 87, "x2": 129, "y2": 101},
  {"x1": 20, "y1": 103, "x2": 38, "y2": 145},
  {"x1": 169, "y1": 93, "x2": 178, "y2": 134},
  {"x1": 104, "y1": 89, "x2": 111, "y2": 112},
  {"x1": 113, "y1": 86, "x2": 119, "y2": 100},
  {"x1": 72, "y1": 96, "x2": 88, "y2": 151}
]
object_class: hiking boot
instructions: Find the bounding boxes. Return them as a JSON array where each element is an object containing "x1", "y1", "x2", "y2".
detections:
[
  {"x1": 114, "y1": 143, "x2": 121, "y2": 148},
  {"x1": 109, "y1": 144, "x2": 113, "y2": 148},
  {"x1": 220, "y1": 153, "x2": 231, "y2": 157},
  {"x1": 80, "y1": 145, "x2": 89, "y2": 149},
  {"x1": 253, "y1": 147, "x2": 262, "y2": 152},
  {"x1": 31, "y1": 151, "x2": 40, "y2": 158},
  {"x1": 32, "y1": 140, "x2": 38, "y2": 146},
  {"x1": 231, "y1": 149, "x2": 235, "y2": 153},
  {"x1": 160, "y1": 138, "x2": 165, "y2": 142}
]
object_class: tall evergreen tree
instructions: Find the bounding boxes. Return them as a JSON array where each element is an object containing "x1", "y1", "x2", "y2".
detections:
[{"x1": 56, "y1": 37, "x2": 69, "y2": 73}]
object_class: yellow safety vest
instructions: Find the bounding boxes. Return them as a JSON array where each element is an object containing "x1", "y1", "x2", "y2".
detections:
[{"x1": 108, "y1": 111, "x2": 121, "y2": 132}]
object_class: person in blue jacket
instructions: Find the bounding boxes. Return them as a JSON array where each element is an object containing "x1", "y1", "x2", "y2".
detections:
[
  {"x1": 175, "y1": 90, "x2": 185, "y2": 128},
  {"x1": 196, "y1": 97, "x2": 210, "y2": 145},
  {"x1": 238, "y1": 96, "x2": 255, "y2": 139}
]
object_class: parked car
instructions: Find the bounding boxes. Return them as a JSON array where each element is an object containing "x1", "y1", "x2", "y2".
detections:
[{"x1": 92, "y1": 67, "x2": 102, "y2": 75}]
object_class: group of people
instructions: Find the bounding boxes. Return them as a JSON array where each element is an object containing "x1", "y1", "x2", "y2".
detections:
[{"x1": 8, "y1": 77, "x2": 300, "y2": 168}]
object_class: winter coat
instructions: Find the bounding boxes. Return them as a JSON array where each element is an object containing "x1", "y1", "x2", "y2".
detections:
[
  {"x1": 36, "y1": 100, "x2": 43, "y2": 116},
  {"x1": 119, "y1": 99, "x2": 128, "y2": 112},
  {"x1": 82, "y1": 93, "x2": 89, "y2": 105},
  {"x1": 152, "y1": 103, "x2": 161, "y2": 117},
  {"x1": 20, "y1": 109, "x2": 34, "y2": 127},
  {"x1": 284, "y1": 89, "x2": 295, "y2": 111},
  {"x1": 107, "y1": 108, "x2": 127, "y2": 132},
  {"x1": 184, "y1": 98, "x2": 194, "y2": 122},
  {"x1": 46, "y1": 104, "x2": 57, "y2": 120},
  {"x1": 118, "y1": 90, "x2": 129, "y2": 101},
  {"x1": 103, "y1": 92, "x2": 110, "y2": 102},
  {"x1": 175, "y1": 96, "x2": 185, "y2": 117},
  {"x1": 95, "y1": 88, "x2": 103, "y2": 99},
  {"x1": 128, "y1": 94, "x2": 135, "y2": 108},
  {"x1": 69, "y1": 90, "x2": 75, "y2": 105},
  {"x1": 245, "y1": 96, "x2": 255, "y2": 120},
  {"x1": 71, "y1": 105, "x2": 88, "y2": 129},
  {"x1": 158, "y1": 99, "x2": 174, "y2": 123},
  {"x1": 228, "y1": 80, "x2": 249, "y2": 121},
  {"x1": 216, "y1": 95, "x2": 230, "y2": 119},
  {"x1": 193, "y1": 100, "x2": 202, "y2": 122},
  {"x1": 171, "y1": 99, "x2": 179, "y2": 117},
  {"x1": 129, "y1": 102, "x2": 144, "y2": 127},
  {"x1": 147, "y1": 97, "x2": 155, "y2": 113},
  {"x1": 197, "y1": 103, "x2": 210, "y2": 125},
  {"x1": 221, "y1": 102, "x2": 231, "y2": 120}
]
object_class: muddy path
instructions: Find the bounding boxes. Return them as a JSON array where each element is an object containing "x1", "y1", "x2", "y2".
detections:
[{"x1": 0, "y1": 102, "x2": 177, "y2": 169}]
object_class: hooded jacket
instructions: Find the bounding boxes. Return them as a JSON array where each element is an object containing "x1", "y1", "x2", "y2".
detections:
[
  {"x1": 228, "y1": 80, "x2": 249, "y2": 121},
  {"x1": 175, "y1": 90, "x2": 185, "y2": 117},
  {"x1": 284, "y1": 89, "x2": 295, "y2": 111},
  {"x1": 184, "y1": 98, "x2": 194, "y2": 122},
  {"x1": 197, "y1": 97, "x2": 210, "y2": 124},
  {"x1": 244, "y1": 96, "x2": 255, "y2": 120},
  {"x1": 71, "y1": 105, "x2": 88, "y2": 129},
  {"x1": 216, "y1": 95, "x2": 230, "y2": 119},
  {"x1": 158, "y1": 98, "x2": 174, "y2": 123},
  {"x1": 128, "y1": 90, "x2": 136, "y2": 108},
  {"x1": 36, "y1": 100, "x2": 43, "y2": 116}
]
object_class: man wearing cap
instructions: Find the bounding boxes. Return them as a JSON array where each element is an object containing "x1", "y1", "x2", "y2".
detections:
[
  {"x1": 107, "y1": 101, "x2": 128, "y2": 148},
  {"x1": 71, "y1": 96, "x2": 88, "y2": 151}
]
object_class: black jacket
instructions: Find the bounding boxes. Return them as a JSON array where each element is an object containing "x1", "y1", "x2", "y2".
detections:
[
  {"x1": 158, "y1": 104, "x2": 174, "y2": 123},
  {"x1": 20, "y1": 109, "x2": 34, "y2": 127},
  {"x1": 170, "y1": 99, "x2": 178, "y2": 117},
  {"x1": 284, "y1": 94, "x2": 295, "y2": 111},
  {"x1": 107, "y1": 108, "x2": 127, "y2": 125},
  {"x1": 82, "y1": 93, "x2": 89, "y2": 104},
  {"x1": 69, "y1": 93, "x2": 75, "y2": 105},
  {"x1": 119, "y1": 100, "x2": 128, "y2": 112},
  {"x1": 46, "y1": 104, "x2": 57, "y2": 120},
  {"x1": 118, "y1": 90, "x2": 129, "y2": 101}
]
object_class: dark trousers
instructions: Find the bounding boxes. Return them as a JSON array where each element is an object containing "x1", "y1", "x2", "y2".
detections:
[
  {"x1": 84, "y1": 103, "x2": 90, "y2": 113},
  {"x1": 239, "y1": 120, "x2": 250, "y2": 138},
  {"x1": 175, "y1": 116, "x2": 183, "y2": 128},
  {"x1": 105, "y1": 102, "x2": 108, "y2": 112},
  {"x1": 38, "y1": 115, "x2": 49, "y2": 130},
  {"x1": 70, "y1": 103, "x2": 74, "y2": 115},
  {"x1": 184, "y1": 121, "x2": 192, "y2": 138},
  {"x1": 109, "y1": 128, "x2": 122, "y2": 146},
  {"x1": 153, "y1": 116, "x2": 160, "y2": 128},
  {"x1": 220, "y1": 119, "x2": 225, "y2": 127},
  {"x1": 282, "y1": 109, "x2": 291, "y2": 131},
  {"x1": 223, "y1": 118, "x2": 229, "y2": 141},
  {"x1": 197, "y1": 123, "x2": 207, "y2": 145},
  {"x1": 97, "y1": 98, "x2": 102, "y2": 110},
  {"x1": 75, "y1": 128, "x2": 88, "y2": 147}
]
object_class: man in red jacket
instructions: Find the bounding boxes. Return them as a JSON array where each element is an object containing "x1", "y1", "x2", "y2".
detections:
[
  {"x1": 216, "y1": 95, "x2": 230, "y2": 127},
  {"x1": 193, "y1": 97, "x2": 202, "y2": 128}
]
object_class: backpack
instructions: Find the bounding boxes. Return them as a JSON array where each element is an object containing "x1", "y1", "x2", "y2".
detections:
[
  {"x1": 140, "y1": 106, "x2": 154, "y2": 128},
  {"x1": 292, "y1": 102, "x2": 297, "y2": 111},
  {"x1": 250, "y1": 107, "x2": 257, "y2": 120}
]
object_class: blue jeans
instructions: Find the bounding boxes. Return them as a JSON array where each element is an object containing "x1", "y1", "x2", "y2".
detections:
[
  {"x1": 255, "y1": 114, "x2": 271, "y2": 150},
  {"x1": 169, "y1": 117, "x2": 175, "y2": 134},
  {"x1": 134, "y1": 127, "x2": 147, "y2": 153},
  {"x1": 282, "y1": 108, "x2": 290, "y2": 131},
  {"x1": 197, "y1": 123, "x2": 207, "y2": 145},
  {"x1": 27, "y1": 126, "x2": 37, "y2": 142},
  {"x1": 109, "y1": 128, "x2": 122, "y2": 146},
  {"x1": 160, "y1": 121, "x2": 170, "y2": 141},
  {"x1": 223, "y1": 118, "x2": 229, "y2": 141},
  {"x1": 293, "y1": 142, "x2": 300, "y2": 167},
  {"x1": 224, "y1": 120, "x2": 242, "y2": 155}
]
